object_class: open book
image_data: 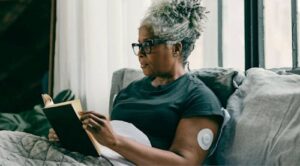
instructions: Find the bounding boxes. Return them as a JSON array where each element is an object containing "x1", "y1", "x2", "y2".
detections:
[{"x1": 41, "y1": 94, "x2": 102, "y2": 156}]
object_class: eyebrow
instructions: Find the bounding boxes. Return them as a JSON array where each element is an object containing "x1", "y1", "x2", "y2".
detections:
[{"x1": 138, "y1": 38, "x2": 151, "y2": 43}]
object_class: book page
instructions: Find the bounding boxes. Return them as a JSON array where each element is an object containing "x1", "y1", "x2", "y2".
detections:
[
  {"x1": 45, "y1": 99, "x2": 81, "y2": 108},
  {"x1": 71, "y1": 100, "x2": 83, "y2": 118}
]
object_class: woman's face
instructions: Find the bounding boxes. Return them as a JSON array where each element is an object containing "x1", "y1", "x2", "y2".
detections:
[{"x1": 138, "y1": 25, "x2": 178, "y2": 77}]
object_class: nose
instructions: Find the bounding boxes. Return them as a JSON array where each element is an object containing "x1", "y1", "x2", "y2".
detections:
[
  {"x1": 138, "y1": 52, "x2": 147, "y2": 63},
  {"x1": 137, "y1": 49, "x2": 146, "y2": 58},
  {"x1": 138, "y1": 54, "x2": 144, "y2": 62}
]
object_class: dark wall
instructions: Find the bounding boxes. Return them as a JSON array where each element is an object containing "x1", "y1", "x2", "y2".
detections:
[{"x1": 0, "y1": 0, "x2": 51, "y2": 113}]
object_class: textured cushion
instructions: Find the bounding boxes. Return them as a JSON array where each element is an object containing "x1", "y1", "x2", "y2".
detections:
[
  {"x1": 109, "y1": 68, "x2": 243, "y2": 114},
  {"x1": 190, "y1": 68, "x2": 244, "y2": 107},
  {"x1": 214, "y1": 68, "x2": 300, "y2": 165}
]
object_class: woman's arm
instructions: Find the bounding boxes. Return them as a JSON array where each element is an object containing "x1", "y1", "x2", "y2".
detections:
[{"x1": 81, "y1": 111, "x2": 219, "y2": 166}]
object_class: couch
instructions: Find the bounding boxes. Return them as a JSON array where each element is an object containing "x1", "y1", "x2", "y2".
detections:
[
  {"x1": 1, "y1": 67, "x2": 299, "y2": 165},
  {"x1": 109, "y1": 67, "x2": 300, "y2": 165}
]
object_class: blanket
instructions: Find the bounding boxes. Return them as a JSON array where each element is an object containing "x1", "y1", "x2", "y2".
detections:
[
  {"x1": 0, "y1": 131, "x2": 111, "y2": 166},
  {"x1": 0, "y1": 89, "x2": 75, "y2": 137},
  {"x1": 0, "y1": 120, "x2": 151, "y2": 166}
]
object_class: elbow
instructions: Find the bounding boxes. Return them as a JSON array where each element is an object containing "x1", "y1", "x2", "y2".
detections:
[{"x1": 169, "y1": 151, "x2": 202, "y2": 166}]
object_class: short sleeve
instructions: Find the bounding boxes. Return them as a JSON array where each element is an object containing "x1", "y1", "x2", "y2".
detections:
[{"x1": 182, "y1": 85, "x2": 223, "y2": 120}]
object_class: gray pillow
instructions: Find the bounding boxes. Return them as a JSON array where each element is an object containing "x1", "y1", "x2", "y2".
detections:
[
  {"x1": 214, "y1": 68, "x2": 300, "y2": 165},
  {"x1": 191, "y1": 68, "x2": 244, "y2": 107}
]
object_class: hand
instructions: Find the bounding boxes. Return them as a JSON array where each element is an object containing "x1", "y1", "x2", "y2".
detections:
[
  {"x1": 48, "y1": 128, "x2": 60, "y2": 142},
  {"x1": 80, "y1": 111, "x2": 119, "y2": 148}
]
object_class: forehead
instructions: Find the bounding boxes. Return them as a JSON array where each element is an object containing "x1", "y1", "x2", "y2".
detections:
[{"x1": 138, "y1": 25, "x2": 155, "y2": 42}]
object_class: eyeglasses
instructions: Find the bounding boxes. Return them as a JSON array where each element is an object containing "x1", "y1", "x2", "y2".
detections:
[{"x1": 131, "y1": 39, "x2": 176, "y2": 56}]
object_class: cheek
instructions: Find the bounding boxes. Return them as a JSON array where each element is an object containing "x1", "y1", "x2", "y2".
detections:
[
  {"x1": 149, "y1": 54, "x2": 174, "y2": 70},
  {"x1": 146, "y1": 46, "x2": 174, "y2": 71},
  {"x1": 158, "y1": 49, "x2": 174, "y2": 66}
]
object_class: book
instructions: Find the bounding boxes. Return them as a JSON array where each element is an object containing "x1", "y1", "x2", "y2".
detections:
[{"x1": 41, "y1": 94, "x2": 102, "y2": 156}]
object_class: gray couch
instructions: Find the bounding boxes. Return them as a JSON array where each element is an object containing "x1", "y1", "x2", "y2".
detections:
[{"x1": 109, "y1": 67, "x2": 300, "y2": 165}]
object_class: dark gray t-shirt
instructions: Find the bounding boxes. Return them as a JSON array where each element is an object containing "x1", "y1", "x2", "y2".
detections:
[{"x1": 111, "y1": 73, "x2": 224, "y2": 150}]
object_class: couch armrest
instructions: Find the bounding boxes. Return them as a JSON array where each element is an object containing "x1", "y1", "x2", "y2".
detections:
[{"x1": 109, "y1": 68, "x2": 144, "y2": 115}]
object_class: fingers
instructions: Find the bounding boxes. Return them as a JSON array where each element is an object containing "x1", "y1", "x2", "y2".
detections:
[
  {"x1": 81, "y1": 113, "x2": 105, "y2": 124},
  {"x1": 80, "y1": 112, "x2": 107, "y2": 133},
  {"x1": 48, "y1": 128, "x2": 60, "y2": 142},
  {"x1": 49, "y1": 136, "x2": 60, "y2": 142},
  {"x1": 82, "y1": 114, "x2": 104, "y2": 127},
  {"x1": 82, "y1": 118, "x2": 103, "y2": 132},
  {"x1": 49, "y1": 128, "x2": 54, "y2": 133},
  {"x1": 80, "y1": 112, "x2": 106, "y2": 132},
  {"x1": 80, "y1": 111, "x2": 107, "y2": 120}
]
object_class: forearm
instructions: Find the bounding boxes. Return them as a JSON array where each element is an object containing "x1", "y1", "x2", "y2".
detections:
[{"x1": 108, "y1": 135, "x2": 195, "y2": 166}]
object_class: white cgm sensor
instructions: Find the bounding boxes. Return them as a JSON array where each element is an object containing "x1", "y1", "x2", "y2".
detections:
[{"x1": 197, "y1": 128, "x2": 214, "y2": 150}]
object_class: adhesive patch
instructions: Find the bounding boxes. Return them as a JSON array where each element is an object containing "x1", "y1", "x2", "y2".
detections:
[{"x1": 197, "y1": 128, "x2": 214, "y2": 150}]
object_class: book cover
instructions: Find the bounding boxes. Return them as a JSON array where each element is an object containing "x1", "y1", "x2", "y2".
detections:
[{"x1": 41, "y1": 94, "x2": 102, "y2": 156}]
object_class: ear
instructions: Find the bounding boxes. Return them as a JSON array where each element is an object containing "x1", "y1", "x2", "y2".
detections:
[{"x1": 173, "y1": 42, "x2": 182, "y2": 55}]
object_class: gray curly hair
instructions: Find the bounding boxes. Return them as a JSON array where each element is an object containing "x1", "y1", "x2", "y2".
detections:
[{"x1": 141, "y1": 0, "x2": 207, "y2": 67}]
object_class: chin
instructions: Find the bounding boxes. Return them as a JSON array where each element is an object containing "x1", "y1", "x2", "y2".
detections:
[{"x1": 142, "y1": 69, "x2": 153, "y2": 77}]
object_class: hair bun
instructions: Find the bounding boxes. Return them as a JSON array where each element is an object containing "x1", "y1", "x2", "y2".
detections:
[
  {"x1": 174, "y1": 0, "x2": 201, "y2": 17},
  {"x1": 172, "y1": 0, "x2": 207, "y2": 32},
  {"x1": 141, "y1": 0, "x2": 208, "y2": 65}
]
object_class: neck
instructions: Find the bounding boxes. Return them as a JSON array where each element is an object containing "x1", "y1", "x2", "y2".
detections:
[{"x1": 151, "y1": 66, "x2": 186, "y2": 87}]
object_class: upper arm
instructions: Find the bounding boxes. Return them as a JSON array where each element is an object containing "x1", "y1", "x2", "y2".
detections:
[{"x1": 169, "y1": 116, "x2": 220, "y2": 165}]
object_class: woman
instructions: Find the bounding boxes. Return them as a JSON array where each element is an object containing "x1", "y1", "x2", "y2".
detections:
[{"x1": 50, "y1": 0, "x2": 224, "y2": 165}]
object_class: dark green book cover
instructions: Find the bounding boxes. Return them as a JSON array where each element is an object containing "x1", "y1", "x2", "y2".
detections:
[{"x1": 42, "y1": 100, "x2": 101, "y2": 156}]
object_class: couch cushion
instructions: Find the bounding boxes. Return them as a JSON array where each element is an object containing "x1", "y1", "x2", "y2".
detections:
[
  {"x1": 191, "y1": 68, "x2": 244, "y2": 107},
  {"x1": 109, "y1": 68, "x2": 144, "y2": 114},
  {"x1": 214, "y1": 68, "x2": 300, "y2": 165}
]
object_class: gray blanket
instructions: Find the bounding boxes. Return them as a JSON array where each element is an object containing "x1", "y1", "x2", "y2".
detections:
[
  {"x1": 0, "y1": 120, "x2": 151, "y2": 166},
  {"x1": 0, "y1": 131, "x2": 112, "y2": 166},
  {"x1": 0, "y1": 105, "x2": 51, "y2": 137}
]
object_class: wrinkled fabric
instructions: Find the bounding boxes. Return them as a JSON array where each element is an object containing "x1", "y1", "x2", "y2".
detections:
[
  {"x1": 214, "y1": 68, "x2": 300, "y2": 165},
  {"x1": 0, "y1": 89, "x2": 74, "y2": 137},
  {"x1": 0, "y1": 120, "x2": 152, "y2": 166},
  {"x1": 0, "y1": 131, "x2": 112, "y2": 166},
  {"x1": 0, "y1": 105, "x2": 51, "y2": 137}
]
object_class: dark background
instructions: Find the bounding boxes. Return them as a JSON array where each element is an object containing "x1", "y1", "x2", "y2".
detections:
[{"x1": 0, "y1": 0, "x2": 51, "y2": 113}]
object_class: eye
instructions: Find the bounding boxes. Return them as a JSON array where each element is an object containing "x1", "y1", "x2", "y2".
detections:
[
  {"x1": 142, "y1": 42, "x2": 151, "y2": 53},
  {"x1": 142, "y1": 41, "x2": 151, "y2": 47}
]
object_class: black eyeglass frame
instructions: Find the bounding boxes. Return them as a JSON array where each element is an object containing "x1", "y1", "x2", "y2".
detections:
[{"x1": 131, "y1": 39, "x2": 177, "y2": 56}]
